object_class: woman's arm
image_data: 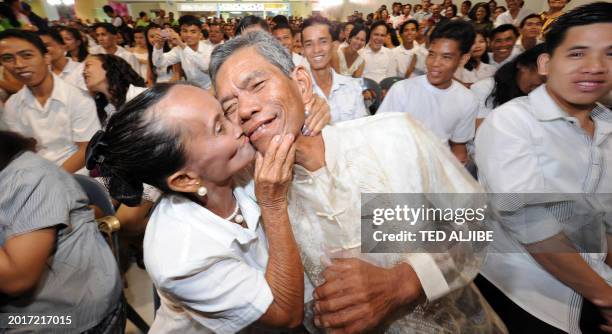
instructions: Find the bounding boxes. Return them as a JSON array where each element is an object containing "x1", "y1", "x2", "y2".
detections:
[
  {"x1": 353, "y1": 61, "x2": 365, "y2": 78},
  {"x1": 0, "y1": 228, "x2": 56, "y2": 295}
]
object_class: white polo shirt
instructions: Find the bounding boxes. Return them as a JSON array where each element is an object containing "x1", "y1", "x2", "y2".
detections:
[
  {"x1": 475, "y1": 84, "x2": 612, "y2": 332},
  {"x1": 377, "y1": 75, "x2": 478, "y2": 144},
  {"x1": 311, "y1": 68, "x2": 368, "y2": 123},
  {"x1": 471, "y1": 77, "x2": 495, "y2": 119},
  {"x1": 393, "y1": 42, "x2": 420, "y2": 78},
  {"x1": 494, "y1": 7, "x2": 534, "y2": 27},
  {"x1": 488, "y1": 46, "x2": 521, "y2": 70},
  {"x1": 454, "y1": 62, "x2": 497, "y2": 84},
  {"x1": 153, "y1": 41, "x2": 213, "y2": 89},
  {"x1": 359, "y1": 44, "x2": 396, "y2": 83},
  {"x1": 2, "y1": 74, "x2": 100, "y2": 167},
  {"x1": 144, "y1": 181, "x2": 273, "y2": 334},
  {"x1": 57, "y1": 58, "x2": 87, "y2": 91}
]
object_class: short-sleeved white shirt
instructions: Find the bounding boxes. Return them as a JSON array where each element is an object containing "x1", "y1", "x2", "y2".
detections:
[
  {"x1": 377, "y1": 75, "x2": 478, "y2": 144},
  {"x1": 311, "y1": 68, "x2": 368, "y2": 123},
  {"x1": 393, "y1": 43, "x2": 419, "y2": 78},
  {"x1": 494, "y1": 7, "x2": 534, "y2": 27},
  {"x1": 58, "y1": 57, "x2": 87, "y2": 91},
  {"x1": 471, "y1": 77, "x2": 495, "y2": 119},
  {"x1": 454, "y1": 62, "x2": 496, "y2": 84},
  {"x1": 2, "y1": 74, "x2": 100, "y2": 166},
  {"x1": 144, "y1": 181, "x2": 274, "y2": 334},
  {"x1": 359, "y1": 45, "x2": 396, "y2": 83}
]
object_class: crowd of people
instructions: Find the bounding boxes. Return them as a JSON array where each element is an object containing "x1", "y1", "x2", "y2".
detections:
[{"x1": 0, "y1": 0, "x2": 611, "y2": 333}]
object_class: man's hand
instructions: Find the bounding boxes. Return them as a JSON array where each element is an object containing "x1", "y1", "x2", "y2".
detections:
[{"x1": 313, "y1": 259, "x2": 423, "y2": 334}]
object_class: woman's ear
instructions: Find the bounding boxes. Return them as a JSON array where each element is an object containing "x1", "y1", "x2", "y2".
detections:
[
  {"x1": 537, "y1": 53, "x2": 550, "y2": 76},
  {"x1": 291, "y1": 65, "x2": 315, "y2": 106},
  {"x1": 166, "y1": 170, "x2": 201, "y2": 193}
]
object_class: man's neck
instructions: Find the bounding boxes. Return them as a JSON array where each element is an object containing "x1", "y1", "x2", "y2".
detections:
[
  {"x1": 403, "y1": 40, "x2": 414, "y2": 50},
  {"x1": 510, "y1": 7, "x2": 520, "y2": 18},
  {"x1": 493, "y1": 52, "x2": 508, "y2": 64},
  {"x1": 429, "y1": 77, "x2": 453, "y2": 90},
  {"x1": 52, "y1": 57, "x2": 69, "y2": 74},
  {"x1": 187, "y1": 42, "x2": 199, "y2": 51},
  {"x1": 105, "y1": 44, "x2": 118, "y2": 55},
  {"x1": 295, "y1": 133, "x2": 326, "y2": 172},
  {"x1": 521, "y1": 36, "x2": 537, "y2": 50},
  {"x1": 197, "y1": 179, "x2": 237, "y2": 219},
  {"x1": 29, "y1": 71, "x2": 54, "y2": 107},
  {"x1": 312, "y1": 67, "x2": 333, "y2": 97},
  {"x1": 545, "y1": 84, "x2": 595, "y2": 136},
  {"x1": 369, "y1": 44, "x2": 382, "y2": 52}
]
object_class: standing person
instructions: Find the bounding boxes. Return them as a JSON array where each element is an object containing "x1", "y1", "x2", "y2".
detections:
[
  {"x1": 302, "y1": 17, "x2": 367, "y2": 123},
  {"x1": 37, "y1": 28, "x2": 87, "y2": 91},
  {"x1": 152, "y1": 15, "x2": 213, "y2": 89},
  {"x1": 468, "y1": 2, "x2": 494, "y2": 33},
  {"x1": 129, "y1": 27, "x2": 149, "y2": 80},
  {"x1": 378, "y1": 20, "x2": 478, "y2": 164},
  {"x1": 145, "y1": 24, "x2": 179, "y2": 86},
  {"x1": 360, "y1": 20, "x2": 395, "y2": 82},
  {"x1": 488, "y1": 24, "x2": 520, "y2": 69},
  {"x1": 334, "y1": 24, "x2": 366, "y2": 78},
  {"x1": 541, "y1": 0, "x2": 569, "y2": 33},
  {"x1": 389, "y1": 2, "x2": 404, "y2": 29},
  {"x1": 414, "y1": 0, "x2": 433, "y2": 21},
  {"x1": 59, "y1": 26, "x2": 88, "y2": 62},
  {"x1": 494, "y1": 0, "x2": 533, "y2": 28},
  {"x1": 475, "y1": 3, "x2": 612, "y2": 333},
  {"x1": 102, "y1": 4, "x2": 132, "y2": 46},
  {"x1": 455, "y1": 29, "x2": 495, "y2": 86},
  {"x1": 0, "y1": 29, "x2": 99, "y2": 173},
  {"x1": 272, "y1": 22, "x2": 308, "y2": 69},
  {"x1": 205, "y1": 22, "x2": 225, "y2": 48},
  {"x1": 460, "y1": 1, "x2": 473, "y2": 19},
  {"x1": 394, "y1": 19, "x2": 420, "y2": 78},
  {"x1": 90, "y1": 23, "x2": 141, "y2": 76}
]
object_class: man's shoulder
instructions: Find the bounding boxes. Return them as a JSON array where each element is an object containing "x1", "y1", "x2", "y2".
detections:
[
  {"x1": 450, "y1": 79, "x2": 477, "y2": 102},
  {"x1": 5, "y1": 86, "x2": 27, "y2": 110}
]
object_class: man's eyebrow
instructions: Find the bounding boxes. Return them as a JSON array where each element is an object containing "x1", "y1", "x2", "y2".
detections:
[{"x1": 566, "y1": 46, "x2": 588, "y2": 51}]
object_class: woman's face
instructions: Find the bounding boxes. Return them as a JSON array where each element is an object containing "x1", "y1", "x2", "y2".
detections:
[
  {"x1": 471, "y1": 33, "x2": 487, "y2": 58},
  {"x1": 494, "y1": 7, "x2": 505, "y2": 19},
  {"x1": 134, "y1": 32, "x2": 146, "y2": 48},
  {"x1": 548, "y1": 0, "x2": 568, "y2": 11},
  {"x1": 476, "y1": 6, "x2": 487, "y2": 21},
  {"x1": 381, "y1": 9, "x2": 389, "y2": 20},
  {"x1": 403, "y1": 5, "x2": 411, "y2": 15},
  {"x1": 349, "y1": 30, "x2": 366, "y2": 51},
  {"x1": 445, "y1": 6, "x2": 455, "y2": 18},
  {"x1": 60, "y1": 30, "x2": 80, "y2": 53},
  {"x1": 517, "y1": 65, "x2": 546, "y2": 94},
  {"x1": 83, "y1": 55, "x2": 107, "y2": 92},
  {"x1": 165, "y1": 85, "x2": 255, "y2": 184},
  {"x1": 147, "y1": 27, "x2": 160, "y2": 46}
]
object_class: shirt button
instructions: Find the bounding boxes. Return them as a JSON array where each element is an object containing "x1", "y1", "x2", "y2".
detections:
[{"x1": 307, "y1": 179, "x2": 313, "y2": 185}]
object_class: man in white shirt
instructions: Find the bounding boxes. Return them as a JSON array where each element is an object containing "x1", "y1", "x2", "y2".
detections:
[
  {"x1": 494, "y1": 0, "x2": 533, "y2": 27},
  {"x1": 301, "y1": 17, "x2": 367, "y2": 124},
  {"x1": 488, "y1": 24, "x2": 520, "y2": 69},
  {"x1": 413, "y1": 0, "x2": 433, "y2": 21},
  {"x1": 475, "y1": 3, "x2": 612, "y2": 332},
  {"x1": 152, "y1": 15, "x2": 213, "y2": 89},
  {"x1": 204, "y1": 22, "x2": 225, "y2": 48},
  {"x1": 359, "y1": 21, "x2": 396, "y2": 83},
  {"x1": 389, "y1": 2, "x2": 404, "y2": 29},
  {"x1": 271, "y1": 22, "x2": 308, "y2": 69},
  {"x1": 514, "y1": 14, "x2": 543, "y2": 54},
  {"x1": 37, "y1": 28, "x2": 87, "y2": 91},
  {"x1": 379, "y1": 20, "x2": 478, "y2": 164},
  {"x1": 394, "y1": 19, "x2": 420, "y2": 78},
  {"x1": 90, "y1": 23, "x2": 141, "y2": 76},
  {"x1": 210, "y1": 30, "x2": 504, "y2": 334},
  {"x1": 0, "y1": 29, "x2": 99, "y2": 173}
]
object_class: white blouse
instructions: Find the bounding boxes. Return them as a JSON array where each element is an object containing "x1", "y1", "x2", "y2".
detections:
[{"x1": 337, "y1": 47, "x2": 364, "y2": 77}]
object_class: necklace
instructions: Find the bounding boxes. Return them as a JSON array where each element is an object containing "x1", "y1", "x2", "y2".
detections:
[{"x1": 224, "y1": 202, "x2": 245, "y2": 225}]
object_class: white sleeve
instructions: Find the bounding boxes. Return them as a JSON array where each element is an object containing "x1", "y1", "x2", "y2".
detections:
[
  {"x1": 160, "y1": 258, "x2": 274, "y2": 334},
  {"x1": 471, "y1": 80, "x2": 494, "y2": 119},
  {"x1": 153, "y1": 46, "x2": 180, "y2": 68},
  {"x1": 70, "y1": 92, "x2": 101, "y2": 142},
  {"x1": 184, "y1": 45, "x2": 210, "y2": 73},
  {"x1": 1, "y1": 97, "x2": 20, "y2": 132},
  {"x1": 351, "y1": 82, "x2": 369, "y2": 118},
  {"x1": 450, "y1": 94, "x2": 478, "y2": 143}
]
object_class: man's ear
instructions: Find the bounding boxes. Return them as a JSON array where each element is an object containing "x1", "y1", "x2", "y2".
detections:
[
  {"x1": 537, "y1": 53, "x2": 550, "y2": 76},
  {"x1": 291, "y1": 65, "x2": 314, "y2": 106},
  {"x1": 166, "y1": 170, "x2": 202, "y2": 194}
]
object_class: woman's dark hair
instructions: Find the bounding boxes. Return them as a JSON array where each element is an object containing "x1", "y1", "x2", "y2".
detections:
[
  {"x1": 86, "y1": 83, "x2": 185, "y2": 206},
  {"x1": 0, "y1": 131, "x2": 36, "y2": 172},
  {"x1": 465, "y1": 29, "x2": 490, "y2": 70},
  {"x1": 487, "y1": 43, "x2": 546, "y2": 108},
  {"x1": 468, "y1": 2, "x2": 491, "y2": 22},
  {"x1": 145, "y1": 23, "x2": 172, "y2": 83},
  {"x1": 90, "y1": 54, "x2": 146, "y2": 124},
  {"x1": 235, "y1": 15, "x2": 269, "y2": 36},
  {"x1": 59, "y1": 26, "x2": 88, "y2": 62},
  {"x1": 0, "y1": 3, "x2": 20, "y2": 28},
  {"x1": 387, "y1": 26, "x2": 400, "y2": 47},
  {"x1": 447, "y1": 4, "x2": 458, "y2": 17},
  {"x1": 348, "y1": 23, "x2": 369, "y2": 44}
]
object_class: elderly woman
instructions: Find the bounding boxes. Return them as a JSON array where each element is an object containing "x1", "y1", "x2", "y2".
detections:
[{"x1": 86, "y1": 83, "x2": 315, "y2": 333}]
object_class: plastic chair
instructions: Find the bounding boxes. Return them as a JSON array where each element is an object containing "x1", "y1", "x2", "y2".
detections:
[
  {"x1": 74, "y1": 175, "x2": 151, "y2": 334},
  {"x1": 379, "y1": 76, "x2": 403, "y2": 93}
]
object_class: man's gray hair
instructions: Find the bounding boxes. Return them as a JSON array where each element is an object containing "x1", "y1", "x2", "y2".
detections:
[{"x1": 209, "y1": 30, "x2": 295, "y2": 86}]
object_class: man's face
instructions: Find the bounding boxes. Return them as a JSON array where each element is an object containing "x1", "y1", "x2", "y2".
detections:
[
  {"x1": 522, "y1": 17, "x2": 543, "y2": 39},
  {"x1": 302, "y1": 24, "x2": 333, "y2": 71},
  {"x1": 343, "y1": 24, "x2": 354, "y2": 41},
  {"x1": 39, "y1": 35, "x2": 65, "y2": 62},
  {"x1": 505, "y1": 0, "x2": 521, "y2": 11},
  {"x1": 224, "y1": 24, "x2": 234, "y2": 37},
  {"x1": 491, "y1": 30, "x2": 517, "y2": 61},
  {"x1": 273, "y1": 28, "x2": 294, "y2": 52},
  {"x1": 209, "y1": 25, "x2": 223, "y2": 44},
  {"x1": 96, "y1": 27, "x2": 117, "y2": 49},
  {"x1": 0, "y1": 37, "x2": 50, "y2": 87},
  {"x1": 432, "y1": 4, "x2": 441, "y2": 16},
  {"x1": 461, "y1": 2, "x2": 470, "y2": 15},
  {"x1": 540, "y1": 23, "x2": 612, "y2": 107},
  {"x1": 393, "y1": 4, "x2": 401, "y2": 14},
  {"x1": 215, "y1": 47, "x2": 309, "y2": 153},
  {"x1": 426, "y1": 38, "x2": 465, "y2": 88},
  {"x1": 181, "y1": 24, "x2": 203, "y2": 46},
  {"x1": 401, "y1": 22, "x2": 417, "y2": 45},
  {"x1": 369, "y1": 25, "x2": 387, "y2": 51}
]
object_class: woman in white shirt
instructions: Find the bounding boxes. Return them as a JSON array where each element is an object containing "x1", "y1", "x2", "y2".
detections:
[
  {"x1": 145, "y1": 24, "x2": 180, "y2": 86},
  {"x1": 333, "y1": 24, "x2": 367, "y2": 78},
  {"x1": 129, "y1": 27, "x2": 149, "y2": 81},
  {"x1": 86, "y1": 83, "x2": 305, "y2": 333},
  {"x1": 455, "y1": 30, "x2": 496, "y2": 87}
]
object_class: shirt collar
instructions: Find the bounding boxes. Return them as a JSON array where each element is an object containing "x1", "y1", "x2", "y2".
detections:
[
  {"x1": 20, "y1": 74, "x2": 69, "y2": 111},
  {"x1": 311, "y1": 68, "x2": 350, "y2": 97}
]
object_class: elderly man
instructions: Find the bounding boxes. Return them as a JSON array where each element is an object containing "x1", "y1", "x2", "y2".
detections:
[{"x1": 210, "y1": 31, "x2": 505, "y2": 333}]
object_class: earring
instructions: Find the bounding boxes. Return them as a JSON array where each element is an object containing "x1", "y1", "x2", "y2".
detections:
[{"x1": 197, "y1": 186, "x2": 207, "y2": 197}]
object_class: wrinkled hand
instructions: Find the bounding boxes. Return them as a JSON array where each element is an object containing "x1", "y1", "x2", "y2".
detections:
[
  {"x1": 313, "y1": 259, "x2": 422, "y2": 334},
  {"x1": 254, "y1": 134, "x2": 295, "y2": 210},
  {"x1": 303, "y1": 95, "x2": 331, "y2": 136}
]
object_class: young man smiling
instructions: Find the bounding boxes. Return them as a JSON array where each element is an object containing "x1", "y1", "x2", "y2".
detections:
[
  {"x1": 378, "y1": 20, "x2": 479, "y2": 165},
  {"x1": 90, "y1": 23, "x2": 141, "y2": 76},
  {"x1": 359, "y1": 20, "x2": 396, "y2": 83},
  {"x1": 488, "y1": 24, "x2": 521, "y2": 69}
]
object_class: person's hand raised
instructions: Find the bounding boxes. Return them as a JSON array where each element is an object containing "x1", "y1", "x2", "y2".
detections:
[{"x1": 254, "y1": 134, "x2": 295, "y2": 211}]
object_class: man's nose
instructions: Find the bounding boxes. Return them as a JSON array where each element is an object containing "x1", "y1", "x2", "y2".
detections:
[{"x1": 237, "y1": 96, "x2": 262, "y2": 123}]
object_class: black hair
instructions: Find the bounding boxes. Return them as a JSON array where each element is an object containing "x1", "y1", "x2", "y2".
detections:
[
  {"x1": 36, "y1": 27, "x2": 64, "y2": 45},
  {"x1": 89, "y1": 54, "x2": 146, "y2": 124},
  {"x1": 400, "y1": 19, "x2": 419, "y2": 34},
  {"x1": 387, "y1": 26, "x2": 400, "y2": 47},
  {"x1": 490, "y1": 23, "x2": 519, "y2": 40},
  {"x1": 0, "y1": 3, "x2": 20, "y2": 28},
  {"x1": 178, "y1": 15, "x2": 201, "y2": 30},
  {"x1": 94, "y1": 22, "x2": 118, "y2": 35},
  {"x1": 465, "y1": 29, "x2": 490, "y2": 70},
  {"x1": 367, "y1": 20, "x2": 388, "y2": 41},
  {"x1": 429, "y1": 20, "x2": 476, "y2": 54},
  {"x1": 487, "y1": 43, "x2": 546, "y2": 108},
  {"x1": 544, "y1": 2, "x2": 612, "y2": 55},
  {"x1": 348, "y1": 23, "x2": 368, "y2": 44},
  {"x1": 235, "y1": 15, "x2": 269, "y2": 36},
  {"x1": 301, "y1": 16, "x2": 333, "y2": 37},
  {"x1": 463, "y1": 1, "x2": 473, "y2": 7},
  {"x1": 468, "y1": 2, "x2": 491, "y2": 22},
  {"x1": 447, "y1": 4, "x2": 458, "y2": 17},
  {"x1": 272, "y1": 22, "x2": 292, "y2": 33},
  {"x1": 520, "y1": 13, "x2": 543, "y2": 28},
  {"x1": 59, "y1": 26, "x2": 88, "y2": 62},
  {"x1": 496, "y1": 6, "x2": 507, "y2": 12},
  {"x1": 0, "y1": 131, "x2": 37, "y2": 172},
  {"x1": 144, "y1": 23, "x2": 172, "y2": 82},
  {"x1": 87, "y1": 83, "x2": 186, "y2": 206},
  {"x1": 139, "y1": 11, "x2": 146, "y2": 18},
  {"x1": 102, "y1": 5, "x2": 114, "y2": 14},
  {"x1": 272, "y1": 15, "x2": 289, "y2": 26},
  {"x1": 0, "y1": 29, "x2": 47, "y2": 55}
]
